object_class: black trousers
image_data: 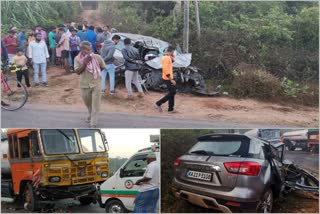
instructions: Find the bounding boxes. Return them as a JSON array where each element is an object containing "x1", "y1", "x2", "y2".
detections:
[
  {"x1": 16, "y1": 69, "x2": 30, "y2": 87},
  {"x1": 71, "y1": 51, "x2": 80, "y2": 67},
  {"x1": 156, "y1": 80, "x2": 176, "y2": 111}
]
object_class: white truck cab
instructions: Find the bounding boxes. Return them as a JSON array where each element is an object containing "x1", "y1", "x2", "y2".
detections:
[{"x1": 99, "y1": 146, "x2": 160, "y2": 213}]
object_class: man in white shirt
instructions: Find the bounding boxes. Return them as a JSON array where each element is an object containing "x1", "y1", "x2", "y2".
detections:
[
  {"x1": 134, "y1": 153, "x2": 160, "y2": 213},
  {"x1": 29, "y1": 33, "x2": 49, "y2": 87}
]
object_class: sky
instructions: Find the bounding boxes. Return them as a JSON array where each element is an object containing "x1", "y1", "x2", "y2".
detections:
[{"x1": 102, "y1": 129, "x2": 160, "y2": 158}]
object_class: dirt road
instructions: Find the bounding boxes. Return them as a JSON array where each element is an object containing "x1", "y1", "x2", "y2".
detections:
[{"x1": 2, "y1": 66, "x2": 318, "y2": 127}]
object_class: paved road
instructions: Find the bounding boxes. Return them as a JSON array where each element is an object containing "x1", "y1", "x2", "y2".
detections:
[
  {"x1": 284, "y1": 149, "x2": 319, "y2": 172},
  {"x1": 1, "y1": 104, "x2": 281, "y2": 128}
]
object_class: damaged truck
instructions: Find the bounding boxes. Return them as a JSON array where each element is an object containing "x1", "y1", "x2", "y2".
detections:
[
  {"x1": 172, "y1": 133, "x2": 319, "y2": 213},
  {"x1": 1, "y1": 129, "x2": 109, "y2": 212},
  {"x1": 111, "y1": 33, "x2": 220, "y2": 96}
]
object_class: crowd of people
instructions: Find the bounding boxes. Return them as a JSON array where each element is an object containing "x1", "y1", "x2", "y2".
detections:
[{"x1": 1, "y1": 20, "x2": 177, "y2": 127}]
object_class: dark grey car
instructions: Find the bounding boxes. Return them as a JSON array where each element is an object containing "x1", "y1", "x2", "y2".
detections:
[{"x1": 172, "y1": 134, "x2": 285, "y2": 213}]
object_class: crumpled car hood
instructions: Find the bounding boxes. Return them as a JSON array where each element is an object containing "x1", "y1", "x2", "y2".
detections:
[{"x1": 145, "y1": 53, "x2": 192, "y2": 69}]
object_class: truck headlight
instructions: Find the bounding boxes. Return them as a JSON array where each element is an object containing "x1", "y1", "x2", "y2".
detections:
[
  {"x1": 101, "y1": 172, "x2": 108, "y2": 178},
  {"x1": 49, "y1": 176, "x2": 61, "y2": 183}
]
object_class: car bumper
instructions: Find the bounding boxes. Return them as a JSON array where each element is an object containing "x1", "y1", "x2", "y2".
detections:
[{"x1": 172, "y1": 178, "x2": 259, "y2": 212}]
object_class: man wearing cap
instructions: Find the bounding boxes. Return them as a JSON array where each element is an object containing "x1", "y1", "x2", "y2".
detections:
[{"x1": 134, "y1": 153, "x2": 159, "y2": 213}]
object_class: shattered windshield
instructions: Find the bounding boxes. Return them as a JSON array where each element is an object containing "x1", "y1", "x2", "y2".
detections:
[
  {"x1": 41, "y1": 129, "x2": 79, "y2": 155},
  {"x1": 78, "y1": 129, "x2": 106, "y2": 153}
]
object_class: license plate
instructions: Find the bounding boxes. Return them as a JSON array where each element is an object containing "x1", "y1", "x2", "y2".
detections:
[{"x1": 186, "y1": 170, "x2": 212, "y2": 181}]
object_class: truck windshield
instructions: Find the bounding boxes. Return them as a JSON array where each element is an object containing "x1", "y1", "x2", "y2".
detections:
[
  {"x1": 78, "y1": 129, "x2": 106, "y2": 153},
  {"x1": 41, "y1": 129, "x2": 79, "y2": 155}
]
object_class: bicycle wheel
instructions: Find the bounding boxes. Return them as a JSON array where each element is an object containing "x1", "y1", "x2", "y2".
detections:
[{"x1": 1, "y1": 78, "x2": 28, "y2": 111}]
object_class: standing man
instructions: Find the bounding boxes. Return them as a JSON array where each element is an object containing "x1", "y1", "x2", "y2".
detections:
[
  {"x1": 74, "y1": 41, "x2": 106, "y2": 128},
  {"x1": 100, "y1": 35, "x2": 120, "y2": 95},
  {"x1": 154, "y1": 46, "x2": 177, "y2": 113},
  {"x1": 134, "y1": 153, "x2": 159, "y2": 213},
  {"x1": 95, "y1": 27, "x2": 107, "y2": 54},
  {"x1": 28, "y1": 33, "x2": 49, "y2": 87},
  {"x1": 69, "y1": 29, "x2": 81, "y2": 70},
  {"x1": 2, "y1": 30, "x2": 18, "y2": 62},
  {"x1": 82, "y1": 20, "x2": 89, "y2": 31},
  {"x1": 17, "y1": 29, "x2": 27, "y2": 54},
  {"x1": 48, "y1": 27, "x2": 57, "y2": 65},
  {"x1": 35, "y1": 25, "x2": 47, "y2": 41},
  {"x1": 57, "y1": 27, "x2": 71, "y2": 74},
  {"x1": 77, "y1": 25, "x2": 87, "y2": 42},
  {"x1": 121, "y1": 38, "x2": 144, "y2": 99},
  {"x1": 86, "y1": 26, "x2": 97, "y2": 53},
  {"x1": 103, "y1": 26, "x2": 111, "y2": 40}
]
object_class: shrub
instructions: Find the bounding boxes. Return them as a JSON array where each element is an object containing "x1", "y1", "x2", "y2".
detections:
[{"x1": 230, "y1": 69, "x2": 282, "y2": 99}]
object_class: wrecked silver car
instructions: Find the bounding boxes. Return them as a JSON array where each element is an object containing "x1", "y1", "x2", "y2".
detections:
[
  {"x1": 172, "y1": 134, "x2": 318, "y2": 213},
  {"x1": 111, "y1": 33, "x2": 219, "y2": 96}
]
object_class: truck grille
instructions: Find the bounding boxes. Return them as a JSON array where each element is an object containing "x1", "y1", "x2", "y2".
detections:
[{"x1": 73, "y1": 177, "x2": 95, "y2": 184}]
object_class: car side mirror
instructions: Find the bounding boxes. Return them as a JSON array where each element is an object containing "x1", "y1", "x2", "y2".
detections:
[{"x1": 119, "y1": 168, "x2": 124, "y2": 178}]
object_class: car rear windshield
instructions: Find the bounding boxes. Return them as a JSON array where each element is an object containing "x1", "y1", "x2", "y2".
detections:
[
  {"x1": 189, "y1": 141, "x2": 245, "y2": 156},
  {"x1": 189, "y1": 138, "x2": 265, "y2": 159}
]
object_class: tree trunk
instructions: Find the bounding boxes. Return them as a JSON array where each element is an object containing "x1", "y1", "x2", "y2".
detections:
[
  {"x1": 194, "y1": 0, "x2": 201, "y2": 40},
  {"x1": 183, "y1": 0, "x2": 189, "y2": 53},
  {"x1": 173, "y1": 0, "x2": 182, "y2": 21}
]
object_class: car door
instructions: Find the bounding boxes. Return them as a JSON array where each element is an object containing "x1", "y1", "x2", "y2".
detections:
[{"x1": 117, "y1": 153, "x2": 148, "y2": 211}]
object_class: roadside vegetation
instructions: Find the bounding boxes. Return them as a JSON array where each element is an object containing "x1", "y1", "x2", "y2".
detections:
[{"x1": 1, "y1": 1, "x2": 318, "y2": 106}]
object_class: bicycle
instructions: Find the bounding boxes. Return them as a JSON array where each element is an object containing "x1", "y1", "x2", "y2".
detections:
[{"x1": 1, "y1": 63, "x2": 28, "y2": 111}]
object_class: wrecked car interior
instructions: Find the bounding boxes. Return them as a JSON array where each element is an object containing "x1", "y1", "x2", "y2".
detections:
[
  {"x1": 269, "y1": 142, "x2": 318, "y2": 197},
  {"x1": 112, "y1": 33, "x2": 220, "y2": 96}
]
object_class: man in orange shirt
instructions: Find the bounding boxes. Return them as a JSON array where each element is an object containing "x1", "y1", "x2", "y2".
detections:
[{"x1": 154, "y1": 46, "x2": 177, "y2": 113}]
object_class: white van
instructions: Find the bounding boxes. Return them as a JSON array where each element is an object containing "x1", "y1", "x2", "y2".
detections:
[{"x1": 98, "y1": 146, "x2": 160, "y2": 213}]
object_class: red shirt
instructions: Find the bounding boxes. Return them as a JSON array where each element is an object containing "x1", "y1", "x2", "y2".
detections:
[{"x1": 2, "y1": 36, "x2": 18, "y2": 54}]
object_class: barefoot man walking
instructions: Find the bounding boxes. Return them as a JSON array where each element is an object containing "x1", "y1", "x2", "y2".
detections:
[{"x1": 74, "y1": 41, "x2": 106, "y2": 128}]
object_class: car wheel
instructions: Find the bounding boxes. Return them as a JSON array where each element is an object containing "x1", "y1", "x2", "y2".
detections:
[
  {"x1": 257, "y1": 189, "x2": 273, "y2": 213},
  {"x1": 105, "y1": 199, "x2": 126, "y2": 213}
]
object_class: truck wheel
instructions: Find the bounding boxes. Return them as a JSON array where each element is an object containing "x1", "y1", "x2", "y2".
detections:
[
  {"x1": 79, "y1": 197, "x2": 94, "y2": 205},
  {"x1": 105, "y1": 199, "x2": 126, "y2": 213},
  {"x1": 23, "y1": 183, "x2": 39, "y2": 211},
  {"x1": 256, "y1": 189, "x2": 273, "y2": 213}
]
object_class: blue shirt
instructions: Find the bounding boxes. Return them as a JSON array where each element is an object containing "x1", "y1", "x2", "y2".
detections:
[
  {"x1": 77, "y1": 31, "x2": 87, "y2": 42},
  {"x1": 86, "y1": 30, "x2": 97, "y2": 52},
  {"x1": 17, "y1": 32, "x2": 27, "y2": 51}
]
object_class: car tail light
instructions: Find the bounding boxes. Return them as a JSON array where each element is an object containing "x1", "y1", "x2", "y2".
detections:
[
  {"x1": 224, "y1": 162, "x2": 261, "y2": 176},
  {"x1": 174, "y1": 158, "x2": 182, "y2": 166}
]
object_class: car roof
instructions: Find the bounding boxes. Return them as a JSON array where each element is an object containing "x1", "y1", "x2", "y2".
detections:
[
  {"x1": 112, "y1": 32, "x2": 170, "y2": 48},
  {"x1": 197, "y1": 133, "x2": 284, "y2": 147},
  {"x1": 197, "y1": 133, "x2": 251, "y2": 141}
]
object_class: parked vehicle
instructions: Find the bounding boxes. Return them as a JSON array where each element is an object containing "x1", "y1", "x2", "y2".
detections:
[
  {"x1": 281, "y1": 130, "x2": 309, "y2": 151},
  {"x1": 245, "y1": 129, "x2": 282, "y2": 144},
  {"x1": 306, "y1": 129, "x2": 319, "y2": 153},
  {"x1": 1, "y1": 129, "x2": 109, "y2": 211},
  {"x1": 99, "y1": 145, "x2": 160, "y2": 213},
  {"x1": 172, "y1": 133, "x2": 286, "y2": 213}
]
